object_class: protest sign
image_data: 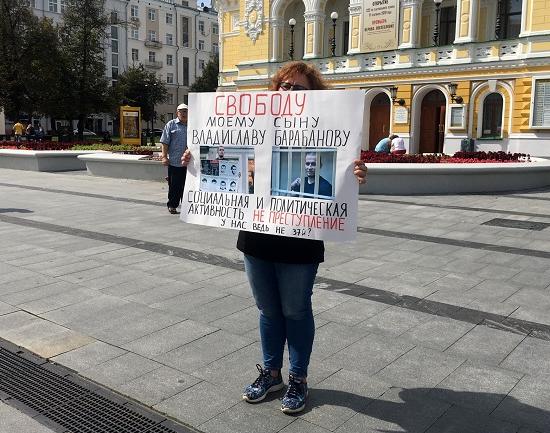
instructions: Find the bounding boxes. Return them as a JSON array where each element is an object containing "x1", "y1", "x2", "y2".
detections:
[{"x1": 181, "y1": 90, "x2": 365, "y2": 241}]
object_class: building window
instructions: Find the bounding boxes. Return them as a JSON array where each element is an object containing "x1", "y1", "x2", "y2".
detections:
[
  {"x1": 166, "y1": 54, "x2": 173, "y2": 65},
  {"x1": 131, "y1": 28, "x2": 139, "y2": 39},
  {"x1": 148, "y1": 8, "x2": 156, "y2": 21},
  {"x1": 166, "y1": 12, "x2": 173, "y2": 25},
  {"x1": 182, "y1": 0, "x2": 188, "y2": 6},
  {"x1": 167, "y1": 73, "x2": 174, "y2": 84},
  {"x1": 532, "y1": 79, "x2": 550, "y2": 127},
  {"x1": 199, "y1": 59, "x2": 205, "y2": 70},
  {"x1": 198, "y1": 39, "x2": 204, "y2": 50},
  {"x1": 112, "y1": 68, "x2": 119, "y2": 80},
  {"x1": 60, "y1": 0, "x2": 66, "y2": 12},
  {"x1": 167, "y1": 93, "x2": 174, "y2": 104},
  {"x1": 231, "y1": 14, "x2": 239, "y2": 31},
  {"x1": 182, "y1": 57, "x2": 189, "y2": 86},
  {"x1": 343, "y1": 21, "x2": 349, "y2": 54},
  {"x1": 110, "y1": 11, "x2": 118, "y2": 23},
  {"x1": 111, "y1": 40, "x2": 118, "y2": 53},
  {"x1": 501, "y1": 0, "x2": 521, "y2": 39},
  {"x1": 199, "y1": 20, "x2": 205, "y2": 34},
  {"x1": 131, "y1": 5, "x2": 138, "y2": 18},
  {"x1": 149, "y1": 51, "x2": 156, "y2": 62},
  {"x1": 131, "y1": 48, "x2": 139, "y2": 61},
  {"x1": 111, "y1": 26, "x2": 118, "y2": 40},
  {"x1": 48, "y1": 0, "x2": 58, "y2": 13},
  {"x1": 184, "y1": 94, "x2": 188, "y2": 104},
  {"x1": 148, "y1": 30, "x2": 157, "y2": 41},
  {"x1": 212, "y1": 23, "x2": 219, "y2": 35},
  {"x1": 213, "y1": 42, "x2": 219, "y2": 54},
  {"x1": 439, "y1": 6, "x2": 456, "y2": 46},
  {"x1": 166, "y1": 33, "x2": 173, "y2": 45},
  {"x1": 481, "y1": 93, "x2": 504, "y2": 138},
  {"x1": 182, "y1": 16, "x2": 189, "y2": 47},
  {"x1": 112, "y1": 54, "x2": 118, "y2": 67}
]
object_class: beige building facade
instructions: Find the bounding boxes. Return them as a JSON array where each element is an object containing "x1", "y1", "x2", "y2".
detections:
[{"x1": 217, "y1": 0, "x2": 550, "y2": 156}]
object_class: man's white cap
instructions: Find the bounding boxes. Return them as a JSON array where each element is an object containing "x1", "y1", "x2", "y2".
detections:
[{"x1": 177, "y1": 103, "x2": 188, "y2": 110}]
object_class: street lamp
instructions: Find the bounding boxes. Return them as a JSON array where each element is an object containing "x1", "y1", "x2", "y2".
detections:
[
  {"x1": 389, "y1": 86, "x2": 406, "y2": 106},
  {"x1": 144, "y1": 82, "x2": 157, "y2": 146},
  {"x1": 330, "y1": 11, "x2": 338, "y2": 57},
  {"x1": 289, "y1": 18, "x2": 296, "y2": 60},
  {"x1": 433, "y1": 0, "x2": 442, "y2": 46}
]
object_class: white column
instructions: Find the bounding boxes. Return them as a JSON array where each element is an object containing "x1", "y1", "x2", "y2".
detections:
[
  {"x1": 347, "y1": 2, "x2": 362, "y2": 54},
  {"x1": 454, "y1": 0, "x2": 479, "y2": 43},
  {"x1": 303, "y1": 11, "x2": 325, "y2": 59},
  {"x1": 269, "y1": 18, "x2": 284, "y2": 62},
  {"x1": 398, "y1": 0, "x2": 423, "y2": 49}
]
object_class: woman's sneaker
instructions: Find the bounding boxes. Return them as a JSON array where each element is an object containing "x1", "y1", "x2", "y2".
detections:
[
  {"x1": 281, "y1": 375, "x2": 308, "y2": 414},
  {"x1": 242, "y1": 364, "x2": 284, "y2": 403}
]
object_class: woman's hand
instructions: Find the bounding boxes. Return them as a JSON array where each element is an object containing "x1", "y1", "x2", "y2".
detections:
[
  {"x1": 181, "y1": 149, "x2": 192, "y2": 166},
  {"x1": 353, "y1": 159, "x2": 367, "y2": 184}
]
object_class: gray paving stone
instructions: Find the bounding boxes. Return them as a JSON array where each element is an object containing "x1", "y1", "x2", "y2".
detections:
[
  {"x1": 324, "y1": 333, "x2": 414, "y2": 375},
  {"x1": 0, "y1": 402, "x2": 55, "y2": 433},
  {"x1": 310, "y1": 322, "x2": 369, "y2": 361},
  {"x1": 278, "y1": 419, "x2": 332, "y2": 433},
  {"x1": 186, "y1": 294, "x2": 255, "y2": 323},
  {"x1": 0, "y1": 300, "x2": 18, "y2": 316},
  {"x1": 317, "y1": 298, "x2": 389, "y2": 326},
  {"x1": 209, "y1": 305, "x2": 259, "y2": 335},
  {"x1": 301, "y1": 369, "x2": 390, "y2": 431},
  {"x1": 81, "y1": 352, "x2": 162, "y2": 387},
  {"x1": 51, "y1": 340, "x2": 127, "y2": 372},
  {"x1": 430, "y1": 361, "x2": 523, "y2": 413},
  {"x1": 355, "y1": 306, "x2": 432, "y2": 337},
  {"x1": 401, "y1": 316, "x2": 475, "y2": 351},
  {"x1": 122, "y1": 319, "x2": 219, "y2": 357},
  {"x1": 376, "y1": 346, "x2": 465, "y2": 389},
  {"x1": 150, "y1": 287, "x2": 229, "y2": 316},
  {"x1": 445, "y1": 325, "x2": 526, "y2": 365},
  {"x1": 153, "y1": 381, "x2": 237, "y2": 427},
  {"x1": 424, "y1": 405, "x2": 518, "y2": 433},
  {"x1": 334, "y1": 387, "x2": 450, "y2": 433},
  {"x1": 474, "y1": 264, "x2": 522, "y2": 281},
  {"x1": 123, "y1": 280, "x2": 198, "y2": 305},
  {"x1": 464, "y1": 279, "x2": 523, "y2": 302},
  {"x1": 199, "y1": 401, "x2": 293, "y2": 433},
  {"x1": 492, "y1": 374, "x2": 550, "y2": 432},
  {"x1": 117, "y1": 366, "x2": 201, "y2": 406},
  {"x1": 501, "y1": 337, "x2": 550, "y2": 375},
  {"x1": 157, "y1": 330, "x2": 253, "y2": 372}
]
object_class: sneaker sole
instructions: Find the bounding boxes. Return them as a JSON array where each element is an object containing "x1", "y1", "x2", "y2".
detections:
[
  {"x1": 281, "y1": 403, "x2": 306, "y2": 414},
  {"x1": 242, "y1": 382, "x2": 284, "y2": 403}
]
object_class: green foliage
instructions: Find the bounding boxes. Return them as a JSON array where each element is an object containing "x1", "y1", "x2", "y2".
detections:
[
  {"x1": 71, "y1": 143, "x2": 159, "y2": 153},
  {"x1": 115, "y1": 65, "x2": 168, "y2": 122},
  {"x1": 190, "y1": 55, "x2": 219, "y2": 92},
  {"x1": 59, "y1": 0, "x2": 113, "y2": 138}
]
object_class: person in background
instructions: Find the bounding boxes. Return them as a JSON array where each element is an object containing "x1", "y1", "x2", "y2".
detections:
[
  {"x1": 12, "y1": 120, "x2": 24, "y2": 143},
  {"x1": 160, "y1": 103, "x2": 188, "y2": 215},
  {"x1": 35, "y1": 125, "x2": 45, "y2": 141},
  {"x1": 26, "y1": 123, "x2": 35, "y2": 141},
  {"x1": 181, "y1": 60, "x2": 367, "y2": 415},
  {"x1": 374, "y1": 134, "x2": 396, "y2": 153},
  {"x1": 391, "y1": 134, "x2": 406, "y2": 155}
]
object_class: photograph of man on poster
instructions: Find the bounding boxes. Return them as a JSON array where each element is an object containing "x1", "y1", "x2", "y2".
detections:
[{"x1": 290, "y1": 152, "x2": 333, "y2": 198}]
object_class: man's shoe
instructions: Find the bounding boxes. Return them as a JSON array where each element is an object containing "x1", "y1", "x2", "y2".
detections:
[
  {"x1": 281, "y1": 375, "x2": 308, "y2": 414},
  {"x1": 242, "y1": 364, "x2": 284, "y2": 403},
  {"x1": 168, "y1": 207, "x2": 179, "y2": 214}
]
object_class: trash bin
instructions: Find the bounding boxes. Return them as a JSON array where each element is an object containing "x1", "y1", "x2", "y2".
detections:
[{"x1": 460, "y1": 138, "x2": 475, "y2": 152}]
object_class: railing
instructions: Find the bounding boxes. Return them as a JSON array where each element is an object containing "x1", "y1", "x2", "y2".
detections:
[
  {"x1": 144, "y1": 60, "x2": 163, "y2": 69},
  {"x1": 145, "y1": 40, "x2": 162, "y2": 48}
]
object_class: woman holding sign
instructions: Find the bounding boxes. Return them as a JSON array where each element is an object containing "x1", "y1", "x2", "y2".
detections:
[{"x1": 182, "y1": 61, "x2": 366, "y2": 414}]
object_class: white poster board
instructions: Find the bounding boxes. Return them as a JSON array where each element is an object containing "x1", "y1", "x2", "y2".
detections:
[{"x1": 182, "y1": 90, "x2": 365, "y2": 242}]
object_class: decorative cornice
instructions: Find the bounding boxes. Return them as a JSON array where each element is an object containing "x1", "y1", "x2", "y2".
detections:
[
  {"x1": 304, "y1": 11, "x2": 325, "y2": 21},
  {"x1": 348, "y1": 5, "x2": 362, "y2": 14}
]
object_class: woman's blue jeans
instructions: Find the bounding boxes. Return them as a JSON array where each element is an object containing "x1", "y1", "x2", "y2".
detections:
[{"x1": 244, "y1": 254, "x2": 318, "y2": 378}]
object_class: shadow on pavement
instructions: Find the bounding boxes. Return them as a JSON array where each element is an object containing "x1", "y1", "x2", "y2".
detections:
[
  {"x1": 301, "y1": 387, "x2": 547, "y2": 432},
  {"x1": 0, "y1": 208, "x2": 33, "y2": 213}
]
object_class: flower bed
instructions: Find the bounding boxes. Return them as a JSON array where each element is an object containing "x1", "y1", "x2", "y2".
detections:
[
  {"x1": 361, "y1": 150, "x2": 530, "y2": 163},
  {"x1": 0, "y1": 140, "x2": 89, "y2": 151}
]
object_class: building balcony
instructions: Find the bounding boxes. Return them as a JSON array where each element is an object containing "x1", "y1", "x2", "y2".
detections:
[
  {"x1": 144, "y1": 60, "x2": 163, "y2": 69},
  {"x1": 130, "y1": 16, "x2": 140, "y2": 26},
  {"x1": 145, "y1": 40, "x2": 162, "y2": 49}
]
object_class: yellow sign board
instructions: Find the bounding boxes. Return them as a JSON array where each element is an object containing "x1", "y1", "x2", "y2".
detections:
[{"x1": 120, "y1": 106, "x2": 141, "y2": 145}]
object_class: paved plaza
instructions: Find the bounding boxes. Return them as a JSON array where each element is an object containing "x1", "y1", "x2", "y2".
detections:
[{"x1": 0, "y1": 167, "x2": 549, "y2": 433}]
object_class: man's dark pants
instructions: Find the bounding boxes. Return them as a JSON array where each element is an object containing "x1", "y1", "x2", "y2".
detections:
[{"x1": 167, "y1": 165, "x2": 187, "y2": 209}]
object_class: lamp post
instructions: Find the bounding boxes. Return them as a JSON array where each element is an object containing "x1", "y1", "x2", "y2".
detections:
[
  {"x1": 432, "y1": 0, "x2": 442, "y2": 46},
  {"x1": 448, "y1": 82, "x2": 463, "y2": 104},
  {"x1": 330, "y1": 11, "x2": 338, "y2": 57},
  {"x1": 389, "y1": 86, "x2": 406, "y2": 106},
  {"x1": 289, "y1": 18, "x2": 296, "y2": 60}
]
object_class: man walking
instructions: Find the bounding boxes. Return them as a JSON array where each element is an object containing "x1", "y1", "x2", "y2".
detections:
[
  {"x1": 160, "y1": 103, "x2": 188, "y2": 214},
  {"x1": 12, "y1": 120, "x2": 24, "y2": 143}
]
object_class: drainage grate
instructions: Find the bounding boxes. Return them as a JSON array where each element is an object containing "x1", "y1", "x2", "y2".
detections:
[
  {"x1": 482, "y1": 218, "x2": 550, "y2": 231},
  {"x1": 0, "y1": 340, "x2": 198, "y2": 433}
]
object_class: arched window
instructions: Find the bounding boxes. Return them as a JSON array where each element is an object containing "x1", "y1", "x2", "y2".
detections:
[{"x1": 481, "y1": 93, "x2": 503, "y2": 138}]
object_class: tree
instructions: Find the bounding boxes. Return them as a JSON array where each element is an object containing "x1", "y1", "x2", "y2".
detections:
[
  {"x1": 190, "y1": 55, "x2": 219, "y2": 92},
  {"x1": 59, "y1": 0, "x2": 113, "y2": 140},
  {"x1": 115, "y1": 65, "x2": 168, "y2": 123},
  {"x1": 0, "y1": 0, "x2": 39, "y2": 119}
]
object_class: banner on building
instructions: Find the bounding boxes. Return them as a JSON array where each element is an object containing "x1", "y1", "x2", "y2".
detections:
[
  {"x1": 181, "y1": 90, "x2": 365, "y2": 242},
  {"x1": 362, "y1": 0, "x2": 399, "y2": 53}
]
